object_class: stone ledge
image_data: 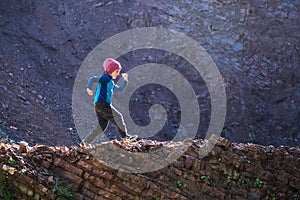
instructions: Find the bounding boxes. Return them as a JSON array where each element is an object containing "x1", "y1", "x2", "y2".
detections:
[{"x1": 0, "y1": 137, "x2": 299, "y2": 200}]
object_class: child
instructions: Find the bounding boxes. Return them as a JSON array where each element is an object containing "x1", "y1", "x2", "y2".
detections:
[{"x1": 84, "y1": 58, "x2": 137, "y2": 143}]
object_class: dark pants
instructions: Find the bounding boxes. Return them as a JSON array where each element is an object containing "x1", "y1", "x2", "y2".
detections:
[{"x1": 84, "y1": 102, "x2": 127, "y2": 143}]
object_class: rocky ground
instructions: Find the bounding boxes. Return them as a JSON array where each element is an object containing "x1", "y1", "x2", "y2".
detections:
[
  {"x1": 0, "y1": 137, "x2": 299, "y2": 199},
  {"x1": 0, "y1": 0, "x2": 299, "y2": 146}
]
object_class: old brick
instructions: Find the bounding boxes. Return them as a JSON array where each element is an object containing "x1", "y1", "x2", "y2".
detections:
[
  {"x1": 41, "y1": 160, "x2": 51, "y2": 169},
  {"x1": 72, "y1": 193, "x2": 86, "y2": 200},
  {"x1": 171, "y1": 166, "x2": 183, "y2": 176},
  {"x1": 116, "y1": 171, "x2": 148, "y2": 188},
  {"x1": 92, "y1": 168, "x2": 114, "y2": 180},
  {"x1": 54, "y1": 158, "x2": 83, "y2": 177},
  {"x1": 192, "y1": 159, "x2": 205, "y2": 170},
  {"x1": 91, "y1": 158, "x2": 114, "y2": 172},
  {"x1": 17, "y1": 174, "x2": 35, "y2": 186},
  {"x1": 185, "y1": 145, "x2": 199, "y2": 157},
  {"x1": 208, "y1": 187, "x2": 226, "y2": 199},
  {"x1": 276, "y1": 170, "x2": 290, "y2": 185},
  {"x1": 110, "y1": 183, "x2": 137, "y2": 197},
  {"x1": 140, "y1": 187, "x2": 161, "y2": 199},
  {"x1": 217, "y1": 137, "x2": 232, "y2": 149},
  {"x1": 289, "y1": 177, "x2": 300, "y2": 190},
  {"x1": 87, "y1": 175, "x2": 107, "y2": 189},
  {"x1": 97, "y1": 189, "x2": 122, "y2": 200},
  {"x1": 114, "y1": 178, "x2": 143, "y2": 194},
  {"x1": 248, "y1": 189, "x2": 262, "y2": 200},
  {"x1": 82, "y1": 181, "x2": 100, "y2": 194},
  {"x1": 93, "y1": 195, "x2": 107, "y2": 200},
  {"x1": 0, "y1": 135, "x2": 299, "y2": 200},
  {"x1": 18, "y1": 141, "x2": 29, "y2": 153},
  {"x1": 139, "y1": 181, "x2": 161, "y2": 198},
  {"x1": 35, "y1": 145, "x2": 54, "y2": 153},
  {"x1": 52, "y1": 167, "x2": 83, "y2": 189},
  {"x1": 81, "y1": 187, "x2": 96, "y2": 199},
  {"x1": 77, "y1": 160, "x2": 92, "y2": 171}
]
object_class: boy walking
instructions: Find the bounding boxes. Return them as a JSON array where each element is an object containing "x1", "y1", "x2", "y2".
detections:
[{"x1": 84, "y1": 58, "x2": 137, "y2": 144}]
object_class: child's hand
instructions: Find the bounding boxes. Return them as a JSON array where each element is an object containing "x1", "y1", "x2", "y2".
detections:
[
  {"x1": 87, "y1": 88, "x2": 94, "y2": 96},
  {"x1": 122, "y1": 73, "x2": 128, "y2": 81}
]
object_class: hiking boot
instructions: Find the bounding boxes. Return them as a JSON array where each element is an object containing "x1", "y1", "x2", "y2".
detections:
[{"x1": 122, "y1": 134, "x2": 138, "y2": 142}]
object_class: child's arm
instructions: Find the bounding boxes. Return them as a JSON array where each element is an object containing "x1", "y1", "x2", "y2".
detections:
[
  {"x1": 114, "y1": 73, "x2": 128, "y2": 92},
  {"x1": 86, "y1": 76, "x2": 100, "y2": 96}
]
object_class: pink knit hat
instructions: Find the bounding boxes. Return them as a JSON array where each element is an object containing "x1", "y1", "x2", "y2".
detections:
[{"x1": 103, "y1": 58, "x2": 122, "y2": 74}]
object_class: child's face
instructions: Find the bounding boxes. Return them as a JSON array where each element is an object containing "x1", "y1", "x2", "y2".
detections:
[{"x1": 110, "y1": 69, "x2": 121, "y2": 79}]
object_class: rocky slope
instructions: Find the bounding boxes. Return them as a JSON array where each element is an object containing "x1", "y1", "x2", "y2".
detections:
[
  {"x1": 0, "y1": 137, "x2": 299, "y2": 200},
  {"x1": 0, "y1": 0, "x2": 299, "y2": 147}
]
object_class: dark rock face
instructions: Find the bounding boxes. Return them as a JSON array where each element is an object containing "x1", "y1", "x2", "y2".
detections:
[{"x1": 0, "y1": 0, "x2": 299, "y2": 146}]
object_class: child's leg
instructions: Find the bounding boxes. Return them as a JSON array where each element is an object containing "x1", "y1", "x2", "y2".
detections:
[
  {"x1": 96, "y1": 111, "x2": 109, "y2": 131},
  {"x1": 94, "y1": 102, "x2": 128, "y2": 138},
  {"x1": 110, "y1": 105, "x2": 127, "y2": 138},
  {"x1": 84, "y1": 107, "x2": 109, "y2": 144}
]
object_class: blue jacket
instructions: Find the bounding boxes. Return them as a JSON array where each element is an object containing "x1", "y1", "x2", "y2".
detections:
[{"x1": 86, "y1": 73, "x2": 127, "y2": 104}]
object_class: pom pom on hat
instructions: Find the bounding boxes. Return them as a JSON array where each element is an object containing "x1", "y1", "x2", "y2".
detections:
[{"x1": 103, "y1": 58, "x2": 122, "y2": 74}]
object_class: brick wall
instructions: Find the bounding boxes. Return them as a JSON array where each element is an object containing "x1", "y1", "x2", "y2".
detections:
[{"x1": 0, "y1": 137, "x2": 299, "y2": 200}]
